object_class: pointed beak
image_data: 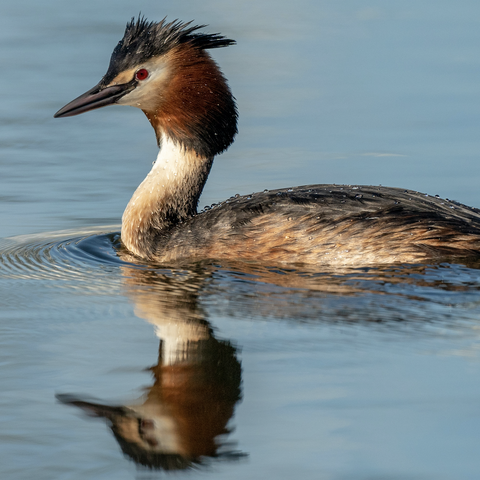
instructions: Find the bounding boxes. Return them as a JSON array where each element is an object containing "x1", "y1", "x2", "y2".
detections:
[
  {"x1": 56, "y1": 393, "x2": 129, "y2": 419},
  {"x1": 54, "y1": 81, "x2": 134, "y2": 118}
]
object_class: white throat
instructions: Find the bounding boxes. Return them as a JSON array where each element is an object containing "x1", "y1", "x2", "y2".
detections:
[
  {"x1": 121, "y1": 135, "x2": 213, "y2": 258},
  {"x1": 151, "y1": 135, "x2": 186, "y2": 178}
]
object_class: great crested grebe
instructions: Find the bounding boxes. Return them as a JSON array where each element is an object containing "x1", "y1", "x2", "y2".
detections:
[{"x1": 55, "y1": 17, "x2": 480, "y2": 265}]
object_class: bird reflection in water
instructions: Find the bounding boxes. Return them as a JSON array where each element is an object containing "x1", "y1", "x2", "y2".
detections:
[
  {"x1": 57, "y1": 266, "x2": 244, "y2": 471},
  {"x1": 54, "y1": 239, "x2": 480, "y2": 470}
]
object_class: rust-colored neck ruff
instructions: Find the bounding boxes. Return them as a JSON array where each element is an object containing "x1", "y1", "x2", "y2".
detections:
[
  {"x1": 143, "y1": 46, "x2": 237, "y2": 158},
  {"x1": 121, "y1": 137, "x2": 212, "y2": 258}
]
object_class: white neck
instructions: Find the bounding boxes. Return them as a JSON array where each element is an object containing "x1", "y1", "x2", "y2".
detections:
[
  {"x1": 121, "y1": 136, "x2": 213, "y2": 258},
  {"x1": 153, "y1": 322, "x2": 210, "y2": 366}
]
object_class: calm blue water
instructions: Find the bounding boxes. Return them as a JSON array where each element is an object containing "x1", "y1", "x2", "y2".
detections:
[{"x1": 2, "y1": 1, "x2": 480, "y2": 479}]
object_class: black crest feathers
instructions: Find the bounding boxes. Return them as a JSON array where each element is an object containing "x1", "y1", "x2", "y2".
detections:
[{"x1": 103, "y1": 16, "x2": 235, "y2": 82}]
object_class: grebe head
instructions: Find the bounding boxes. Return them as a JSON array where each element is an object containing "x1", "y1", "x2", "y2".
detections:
[{"x1": 54, "y1": 17, "x2": 238, "y2": 158}]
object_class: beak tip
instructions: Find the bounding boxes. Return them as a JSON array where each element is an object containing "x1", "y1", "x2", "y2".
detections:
[{"x1": 53, "y1": 105, "x2": 72, "y2": 119}]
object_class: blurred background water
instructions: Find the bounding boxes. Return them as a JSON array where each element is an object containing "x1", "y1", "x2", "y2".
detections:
[{"x1": 1, "y1": 1, "x2": 480, "y2": 479}]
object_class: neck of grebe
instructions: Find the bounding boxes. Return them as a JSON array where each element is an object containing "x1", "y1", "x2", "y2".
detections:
[
  {"x1": 121, "y1": 47, "x2": 237, "y2": 259},
  {"x1": 121, "y1": 135, "x2": 213, "y2": 258}
]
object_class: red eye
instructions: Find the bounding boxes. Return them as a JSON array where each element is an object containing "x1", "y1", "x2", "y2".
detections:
[{"x1": 135, "y1": 69, "x2": 149, "y2": 81}]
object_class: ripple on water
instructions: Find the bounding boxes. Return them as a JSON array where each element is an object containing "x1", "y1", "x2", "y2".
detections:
[
  {"x1": 2, "y1": 226, "x2": 480, "y2": 321},
  {"x1": 0, "y1": 226, "x2": 131, "y2": 287}
]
